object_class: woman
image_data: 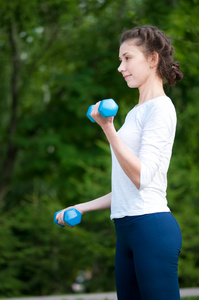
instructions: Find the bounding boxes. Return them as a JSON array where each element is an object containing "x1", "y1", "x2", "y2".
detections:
[{"x1": 57, "y1": 26, "x2": 183, "y2": 300}]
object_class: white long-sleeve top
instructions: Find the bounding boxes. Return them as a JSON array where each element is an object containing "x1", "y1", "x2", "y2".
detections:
[{"x1": 110, "y1": 96, "x2": 177, "y2": 219}]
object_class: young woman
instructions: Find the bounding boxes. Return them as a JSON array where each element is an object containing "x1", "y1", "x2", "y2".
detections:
[{"x1": 56, "y1": 26, "x2": 183, "y2": 300}]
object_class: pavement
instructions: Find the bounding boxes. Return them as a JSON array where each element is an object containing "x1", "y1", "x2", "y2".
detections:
[
  {"x1": 180, "y1": 288, "x2": 199, "y2": 297},
  {"x1": 1, "y1": 292, "x2": 116, "y2": 300},
  {"x1": 2, "y1": 288, "x2": 199, "y2": 300}
]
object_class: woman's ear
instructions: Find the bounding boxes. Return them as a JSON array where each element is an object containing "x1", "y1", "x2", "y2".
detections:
[{"x1": 149, "y1": 51, "x2": 159, "y2": 68}]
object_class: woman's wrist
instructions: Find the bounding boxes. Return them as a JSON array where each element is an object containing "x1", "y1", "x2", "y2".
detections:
[
  {"x1": 103, "y1": 123, "x2": 118, "y2": 145},
  {"x1": 102, "y1": 121, "x2": 116, "y2": 136},
  {"x1": 74, "y1": 204, "x2": 85, "y2": 215}
]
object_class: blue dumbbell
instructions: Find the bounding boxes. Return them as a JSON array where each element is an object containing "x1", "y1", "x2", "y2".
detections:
[
  {"x1": 53, "y1": 208, "x2": 82, "y2": 227},
  {"x1": 87, "y1": 99, "x2": 118, "y2": 123}
]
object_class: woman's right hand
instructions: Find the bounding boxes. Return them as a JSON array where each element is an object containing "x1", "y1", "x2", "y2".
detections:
[{"x1": 56, "y1": 206, "x2": 83, "y2": 228}]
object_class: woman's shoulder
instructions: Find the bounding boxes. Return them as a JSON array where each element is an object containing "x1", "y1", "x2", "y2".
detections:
[
  {"x1": 142, "y1": 96, "x2": 176, "y2": 118},
  {"x1": 127, "y1": 96, "x2": 176, "y2": 126},
  {"x1": 146, "y1": 95, "x2": 175, "y2": 109},
  {"x1": 136, "y1": 96, "x2": 177, "y2": 133}
]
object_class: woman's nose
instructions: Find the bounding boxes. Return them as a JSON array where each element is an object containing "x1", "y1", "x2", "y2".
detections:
[{"x1": 118, "y1": 61, "x2": 125, "y2": 73}]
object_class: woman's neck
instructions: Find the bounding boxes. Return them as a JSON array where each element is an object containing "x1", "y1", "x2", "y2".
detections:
[{"x1": 138, "y1": 76, "x2": 165, "y2": 106}]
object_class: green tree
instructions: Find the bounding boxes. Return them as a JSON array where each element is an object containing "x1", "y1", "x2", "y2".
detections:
[
  {"x1": 0, "y1": 0, "x2": 136, "y2": 295},
  {"x1": 0, "y1": 0, "x2": 199, "y2": 296}
]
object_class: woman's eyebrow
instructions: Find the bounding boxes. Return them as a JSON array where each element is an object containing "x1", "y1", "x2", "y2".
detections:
[{"x1": 119, "y1": 52, "x2": 130, "y2": 59}]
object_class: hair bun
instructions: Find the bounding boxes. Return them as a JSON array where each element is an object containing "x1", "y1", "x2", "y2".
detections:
[
  {"x1": 172, "y1": 62, "x2": 180, "y2": 70},
  {"x1": 169, "y1": 61, "x2": 183, "y2": 86}
]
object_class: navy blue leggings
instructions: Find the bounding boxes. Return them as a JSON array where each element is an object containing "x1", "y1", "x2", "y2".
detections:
[{"x1": 114, "y1": 212, "x2": 182, "y2": 300}]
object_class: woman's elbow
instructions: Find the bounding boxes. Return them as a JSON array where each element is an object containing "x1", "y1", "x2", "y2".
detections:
[
  {"x1": 134, "y1": 178, "x2": 141, "y2": 190},
  {"x1": 139, "y1": 161, "x2": 158, "y2": 190},
  {"x1": 129, "y1": 173, "x2": 140, "y2": 190}
]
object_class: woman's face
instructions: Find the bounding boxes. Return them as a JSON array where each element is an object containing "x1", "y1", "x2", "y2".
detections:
[{"x1": 118, "y1": 40, "x2": 155, "y2": 89}]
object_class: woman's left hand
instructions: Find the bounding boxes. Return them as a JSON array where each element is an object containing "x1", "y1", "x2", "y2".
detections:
[{"x1": 90, "y1": 101, "x2": 114, "y2": 131}]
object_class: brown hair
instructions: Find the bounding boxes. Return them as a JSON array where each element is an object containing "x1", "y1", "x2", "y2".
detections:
[{"x1": 120, "y1": 26, "x2": 183, "y2": 86}]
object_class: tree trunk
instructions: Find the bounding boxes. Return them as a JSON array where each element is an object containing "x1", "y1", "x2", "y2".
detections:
[{"x1": 0, "y1": 23, "x2": 19, "y2": 202}]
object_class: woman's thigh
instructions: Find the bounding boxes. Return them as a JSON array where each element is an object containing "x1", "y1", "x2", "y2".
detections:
[
  {"x1": 114, "y1": 213, "x2": 182, "y2": 300},
  {"x1": 115, "y1": 239, "x2": 142, "y2": 300}
]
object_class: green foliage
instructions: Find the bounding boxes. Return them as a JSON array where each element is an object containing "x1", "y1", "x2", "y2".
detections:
[
  {"x1": 0, "y1": 0, "x2": 199, "y2": 297},
  {"x1": 181, "y1": 298, "x2": 199, "y2": 300},
  {"x1": 0, "y1": 192, "x2": 116, "y2": 296},
  {"x1": 165, "y1": 0, "x2": 199, "y2": 288}
]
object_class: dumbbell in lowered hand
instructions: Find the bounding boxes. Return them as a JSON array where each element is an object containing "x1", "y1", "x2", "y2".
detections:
[
  {"x1": 87, "y1": 98, "x2": 118, "y2": 123},
  {"x1": 53, "y1": 208, "x2": 82, "y2": 227}
]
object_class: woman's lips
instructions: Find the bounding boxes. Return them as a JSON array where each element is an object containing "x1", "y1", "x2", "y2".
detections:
[{"x1": 123, "y1": 74, "x2": 131, "y2": 80}]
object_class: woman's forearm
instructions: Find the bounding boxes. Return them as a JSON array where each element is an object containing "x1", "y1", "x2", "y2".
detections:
[
  {"x1": 75, "y1": 192, "x2": 112, "y2": 215},
  {"x1": 103, "y1": 125, "x2": 141, "y2": 189},
  {"x1": 56, "y1": 193, "x2": 111, "y2": 226}
]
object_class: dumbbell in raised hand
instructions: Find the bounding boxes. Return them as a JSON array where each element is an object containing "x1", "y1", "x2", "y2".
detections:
[
  {"x1": 53, "y1": 208, "x2": 82, "y2": 227},
  {"x1": 87, "y1": 98, "x2": 118, "y2": 123}
]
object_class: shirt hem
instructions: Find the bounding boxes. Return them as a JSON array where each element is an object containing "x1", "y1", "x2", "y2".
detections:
[{"x1": 110, "y1": 207, "x2": 170, "y2": 220}]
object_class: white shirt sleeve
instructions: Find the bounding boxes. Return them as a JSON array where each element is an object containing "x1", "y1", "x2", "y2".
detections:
[{"x1": 139, "y1": 101, "x2": 176, "y2": 189}]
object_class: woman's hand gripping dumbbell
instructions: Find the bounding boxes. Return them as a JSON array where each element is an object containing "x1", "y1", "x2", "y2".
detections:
[
  {"x1": 53, "y1": 208, "x2": 82, "y2": 227},
  {"x1": 86, "y1": 99, "x2": 118, "y2": 123}
]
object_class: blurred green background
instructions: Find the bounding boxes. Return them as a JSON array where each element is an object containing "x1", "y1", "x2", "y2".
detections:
[{"x1": 0, "y1": 0, "x2": 199, "y2": 297}]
